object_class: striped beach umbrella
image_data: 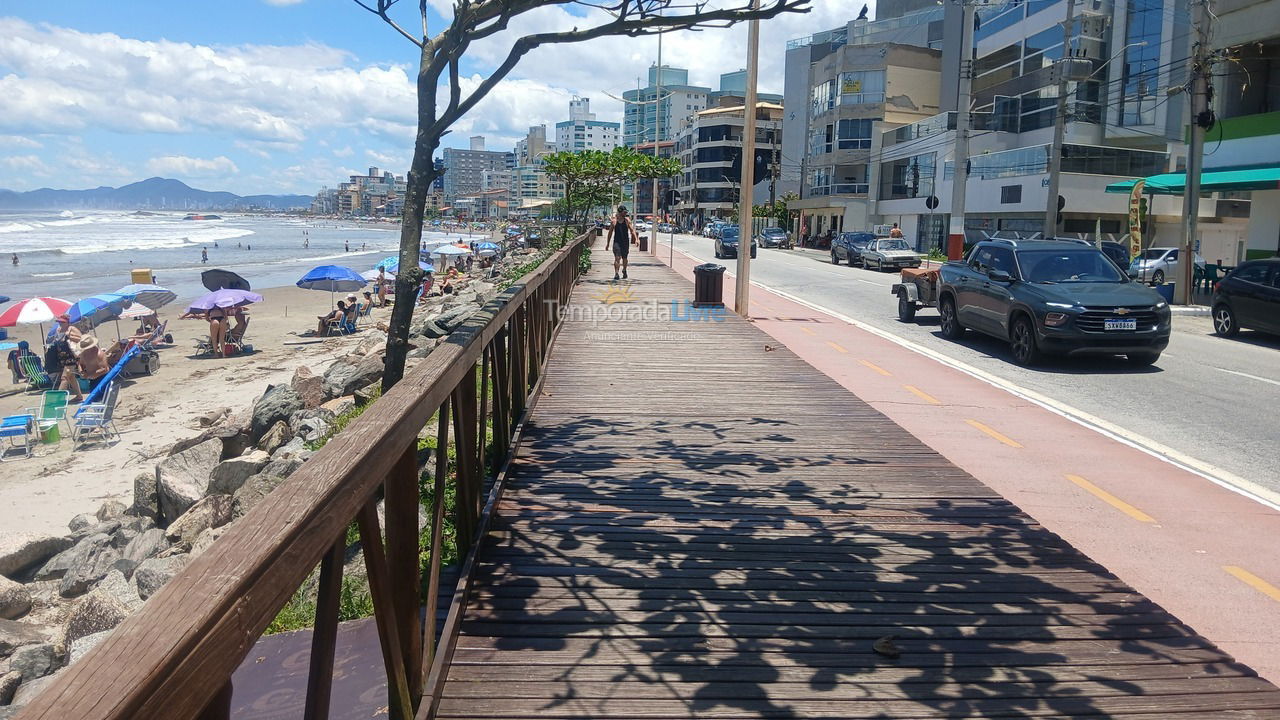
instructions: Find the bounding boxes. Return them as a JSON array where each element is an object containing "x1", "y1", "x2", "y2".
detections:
[{"x1": 0, "y1": 297, "x2": 73, "y2": 327}]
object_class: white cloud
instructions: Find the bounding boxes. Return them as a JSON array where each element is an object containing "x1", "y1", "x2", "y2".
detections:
[
  {"x1": 0, "y1": 134, "x2": 43, "y2": 149},
  {"x1": 333, "y1": 145, "x2": 354, "y2": 157},
  {"x1": 1, "y1": 154, "x2": 48, "y2": 173},
  {"x1": 147, "y1": 154, "x2": 240, "y2": 177}
]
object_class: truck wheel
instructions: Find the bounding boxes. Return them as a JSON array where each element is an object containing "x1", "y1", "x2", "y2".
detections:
[
  {"x1": 939, "y1": 296, "x2": 965, "y2": 339},
  {"x1": 897, "y1": 291, "x2": 917, "y2": 322},
  {"x1": 1010, "y1": 315, "x2": 1041, "y2": 366}
]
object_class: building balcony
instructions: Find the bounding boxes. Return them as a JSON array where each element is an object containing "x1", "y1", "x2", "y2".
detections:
[{"x1": 808, "y1": 183, "x2": 869, "y2": 197}]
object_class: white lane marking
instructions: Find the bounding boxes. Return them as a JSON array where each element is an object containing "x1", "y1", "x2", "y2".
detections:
[
  {"x1": 747, "y1": 281, "x2": 1280, "y2": 513},
  {"x1": 1216, "y1": 368, "x2": 1280, "y2": 388}
]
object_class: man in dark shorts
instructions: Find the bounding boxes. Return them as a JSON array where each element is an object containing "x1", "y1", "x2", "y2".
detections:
[{"x1": 607, "y1": 205, "x2": 639, "y2": 280}]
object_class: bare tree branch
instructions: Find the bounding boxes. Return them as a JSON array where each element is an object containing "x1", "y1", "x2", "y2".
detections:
[{"x1": 353, "y1": 0, "x2": 424, "y2": 47}]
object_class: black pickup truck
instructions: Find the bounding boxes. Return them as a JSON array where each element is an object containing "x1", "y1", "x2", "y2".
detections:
[{"x1": 934, "y1": 239, "x2": 1172, "y2": 366}]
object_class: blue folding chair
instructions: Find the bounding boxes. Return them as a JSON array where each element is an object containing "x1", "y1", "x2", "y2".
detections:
[{"x1": 0, "y1": 414, "x2": 37, "y2": 461}]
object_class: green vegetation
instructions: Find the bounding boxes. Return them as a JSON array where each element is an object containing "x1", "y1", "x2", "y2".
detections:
[
  {"x1": 266, "y1": 575, "x2": 376, "y2": 635},
  {"x1": 544, "y1": 147, "x2": 682, "y2": 240},
  {"x1": 305, "y1": 386, "x2": 383, "y2": 452}
]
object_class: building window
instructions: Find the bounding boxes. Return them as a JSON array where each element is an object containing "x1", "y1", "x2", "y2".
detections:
[
  {"x1": 879, "y1": 153, "x2": 936, "y2": 200},
  {"x1": 837, "y1": 118, "x2": 873, "y2": 150},
  {"x1": 839, "y1": 71, "x2": 885, "y2": 105},
  {"x1": 811, "y1": 80, "x2": 836, "y2": 118},
  {"x1": 1000, "y1": 185, "x2": 1022, "y2": 204},
  {"x1": 1120, "y1": 0, "x2": 1163, "y2": 126}
]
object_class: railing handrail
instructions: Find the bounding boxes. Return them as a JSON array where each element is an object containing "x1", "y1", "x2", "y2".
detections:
[{"x1": 17, "y1": 232, "x2": 593, "y2": 720}]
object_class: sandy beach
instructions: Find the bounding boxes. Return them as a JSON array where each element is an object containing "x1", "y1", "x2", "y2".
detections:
[{"x1": 0, "y1": 284, "x2": 390, "y2": 536}]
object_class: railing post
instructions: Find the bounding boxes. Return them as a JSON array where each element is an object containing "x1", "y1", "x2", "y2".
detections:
[
  {"x1": 384, "y1": 443, "x2": 423, "y2": 705},
  {"x1": 303, "y1": 538, "x2": 345, "y2": 720},
  {"x1": 356, "y1": 501, "x2": 414, "y2": 720},
  {"x1": 422, "y1": 398, "x2": 450, "y2": 683},
  {"x1": 477, "y1": 347, "x2": 490, "y2": 500},
  {"x1": 490, "y1": 331, "x2": 510, "y2": 463}
]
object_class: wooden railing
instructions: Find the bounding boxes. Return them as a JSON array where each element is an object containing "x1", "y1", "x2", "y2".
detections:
[{"x1": 16, "y1": 231, "x2": 593, "y2": 720}]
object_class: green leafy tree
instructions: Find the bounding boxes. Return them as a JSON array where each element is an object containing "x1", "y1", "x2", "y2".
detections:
[
  {"x1": 355, "y1": 0, "x2": 810, "y2": 391},
  {"x1": 544, "y1": 147, "x2": 680, "y2": 238}
]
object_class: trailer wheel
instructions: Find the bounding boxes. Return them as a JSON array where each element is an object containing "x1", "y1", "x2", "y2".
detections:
[{"x1": 897, "y1": 290, "x2": 917, "y2": 322}]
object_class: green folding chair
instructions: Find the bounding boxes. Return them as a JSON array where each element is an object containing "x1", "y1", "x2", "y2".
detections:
[{"x1": 27, "y1": 389, "x2": 71, "y2": 443}]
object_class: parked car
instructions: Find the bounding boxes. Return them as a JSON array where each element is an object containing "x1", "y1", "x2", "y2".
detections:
[
  {"x1": 704, "y1": 222, "x2": 725, "y2": 238},
  {"x1": 755, "y1": 227, "x2": 791, "y2": 248},
  {"x1": 831, "y1": 232, "x2": 875, "y2": 266},
  {"x1": 861, "y1": 237, "x2": 922, "y2": 271},
  {"x1": 1211, "y1": 258, "x2": 1280, "y2": 337},
  {"x1": 713, "y1": 225, "x2": 757, "y2": 259},
  {"x1": 1130, "y1": 246, "x2": 1206, "y2": 285},
  {"x1": 657, "y1": 223, "x2": 677, "y2": 234},
  {"x1": 936, "y1": 239, "x2": 1171, "y2": 366}
]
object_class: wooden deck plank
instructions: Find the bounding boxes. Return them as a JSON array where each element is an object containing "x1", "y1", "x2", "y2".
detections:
[{"x1": 435, "y1": 250, "x2": 1280, "y2": 718}]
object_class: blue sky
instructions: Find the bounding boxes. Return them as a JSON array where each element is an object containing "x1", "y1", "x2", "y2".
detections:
[{"x1": 0, "y1": 0, "x2": 858, "y2": 195}]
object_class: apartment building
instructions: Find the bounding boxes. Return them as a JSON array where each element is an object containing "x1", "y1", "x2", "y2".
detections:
[
  {"x1": 672, "y1": 102, "x2": 785, "y2": 228},
  {"x1": 442, "y1": 139, "x2": 515, "y2": 203},
  {"x1": 555, "y1": 97, "x2": 621, "y2": 152}
]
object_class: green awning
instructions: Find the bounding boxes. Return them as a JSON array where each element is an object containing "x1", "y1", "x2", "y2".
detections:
[{"x1": 1106, "y1": 166, "x2": 1280, "y2": 194}]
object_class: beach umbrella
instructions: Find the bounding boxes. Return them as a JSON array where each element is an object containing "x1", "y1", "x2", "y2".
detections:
[
  {"x1": 387, "y1": 260, "x2": 434, "y2": 274},
  {"x1": 361, "y1": 268, "x2": 391, "y2": 281},
  {"x1": 434, "y1": 245, "x2": 470, "y2": 256},
  {"x1": 67, "y1": 293, "x2": 134, "y2": 336},
  {"x1": 201, "y1": 268, "x2": 251, "y2": 291},
  {"x1": 0, "y1": 297, "x2": 73, "y2": 327},
  {"x1": 187, "y1": 288, "x2": 263, "y2": 314},
  {"x1": 375, "y1": 256, "x2": 399, "y2": 271},
  {"x1": 297, "y1": 265, "x2": 367, "y2": 307},
  {"x1": 114, "y1": 283, "x2": 177, "y2": 311}
]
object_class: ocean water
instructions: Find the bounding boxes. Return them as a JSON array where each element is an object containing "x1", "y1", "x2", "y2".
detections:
[{"x1": 0, "y1": 211, "x2": 481, "y2": 305}]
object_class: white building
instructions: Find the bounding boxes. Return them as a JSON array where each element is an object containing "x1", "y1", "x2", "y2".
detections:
[{"x1": 555, "y1": 97, "x2": 620, "y2": 152}]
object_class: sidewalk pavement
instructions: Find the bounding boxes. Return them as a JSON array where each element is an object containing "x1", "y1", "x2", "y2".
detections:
[{"x1": 653, "y1": 241, "x2": 1280, "y2": 684}]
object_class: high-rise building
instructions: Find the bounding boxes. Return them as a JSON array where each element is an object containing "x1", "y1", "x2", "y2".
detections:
[
  {"x1": 623, "y1": 65, "x2": 711, "y2": 147},
  {"x1": 673, "y1": 101, "x2": 785, "y2": 229},
  {"x1": 442, "y1": 139, "x2": 514, "y2": 202},
  {"x1": 555, "y1": 97, "x2": 621, "y2": 152},
  {"x1": 515, "y1": 125, "x2": 557, "y2": 165}
]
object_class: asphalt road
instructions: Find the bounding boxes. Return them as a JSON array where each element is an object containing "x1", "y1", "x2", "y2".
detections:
[{"x1": 659, "y1": 232, "x2": 1280, "y2": 495}]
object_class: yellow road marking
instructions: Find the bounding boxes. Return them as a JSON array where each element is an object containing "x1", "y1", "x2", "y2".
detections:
[
  {"x1": 799, "y1": 326, "x2": 817, "y2": 336},
  {"x1": 903, "y1": 385, "x2": 940, "y2": 405},
  {"x1": 1066, "y1": 474, "x2": 1156, "y2": 523},
  {"x1": 1224, "y1": 566, "x2": 1280, "y2": 603},
  {"x1": 964, "y1": 419, "x2": 1023, "y2": 448},
  {"x1": 826, "y1": 341, "x2": 849, "y2": 354},
  {"x1": 858, "y1": 359, "x2": 890, "y2": 376}
]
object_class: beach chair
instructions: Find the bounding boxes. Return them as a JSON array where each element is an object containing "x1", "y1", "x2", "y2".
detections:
[
  {"x1": 325, "y1": 316, "x2": 348, "y2": 336},
  {"x1": 18, "y1": 354, "x2": 52, "y2": 390},
  {"x1": 358, "y1": 302, "x2": 374, "y2": 325},
  {"x1": 27, "y1": 389, "x2": 71, "y2": 441},
  {"x1": 0, "y1": 414, "x2": 37, "y2": 461},
  {"x1": 72, "y1": 382, "x2": 120, "y2": 449}
]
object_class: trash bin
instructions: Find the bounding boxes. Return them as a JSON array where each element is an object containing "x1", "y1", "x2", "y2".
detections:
[
  {"x1": 1155, "y1": 283, "x2": 1175, "y2": 303},
  {"x1": 693, "y1": 263, "x2": 726, "y2": 308},
  {"x1": 41, "y1": 424, "x2": 60, "y2": 445}
]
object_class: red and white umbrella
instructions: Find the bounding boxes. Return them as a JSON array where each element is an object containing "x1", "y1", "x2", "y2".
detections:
[{"x1": 0, "y1": 297, "x2": 73, "y2": 327}]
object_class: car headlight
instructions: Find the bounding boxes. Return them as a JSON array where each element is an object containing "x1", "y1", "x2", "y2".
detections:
[{"x1": 1044, "y1": 312, "x2": 1069, "y2": 327}]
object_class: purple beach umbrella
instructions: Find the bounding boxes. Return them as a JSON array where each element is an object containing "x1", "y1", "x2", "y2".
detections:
[{"x1": 186, "y1": 288, "x2": 263, "y2": 314}]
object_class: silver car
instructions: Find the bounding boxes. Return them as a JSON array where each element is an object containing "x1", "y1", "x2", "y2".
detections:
[
  {"x1": 861, "y1": 238, "x2": 922, "y2": 271},
  {"x1": 1130, "y1": 247, "x2": 1206, "y2": 286}
]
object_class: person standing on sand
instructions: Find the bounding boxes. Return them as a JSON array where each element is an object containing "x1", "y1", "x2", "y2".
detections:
[
  {"x1": 345, "y1": 240, "x2": 350, "y2": 252},
  {"x1": 201, "y1": 247, "x2": 208, "y2": 263},
  {"x1": 607, "y1": 205, "x2": 639, "y2": 281},
  {"x1": 377, "y1": 267, "x2": 388, "y2": 307}
]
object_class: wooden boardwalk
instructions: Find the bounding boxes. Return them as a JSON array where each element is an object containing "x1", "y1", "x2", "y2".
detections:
[{"x1": 434, "y1": 247, "x2": 1280, "y2": 719}]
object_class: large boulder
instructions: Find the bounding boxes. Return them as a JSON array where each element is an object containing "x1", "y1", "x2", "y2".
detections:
[
  {"x1": 67, "y1": 514, "x2": 96, "y2": 534},
  {"x1": 155, "y1": 437, "x2": 222, "y2": 524},
  {"x1": 0, "y1": 670, "x2": 19, "y2": 705},
  {"x1": 131, "y1": 472, "x2": 160, "y2": 521},
  {"x1": 323, "y1": 354, "x2": 384, "y2": 398},
  {"x1": 291, "y1": 365, "x2": 325, "y2": 410},
  {"x1": 250, "y1": 384, "x2": 303, "y2": 440},
  {"x1": 132, "y1": 555, "x2": 190, "y2": 601},
  {"x1": 68, "y1": 629, "x2": 112, "y2": 665},
  {"x1": 208, "y1": 450, "x2": 270, "y2": 495},
  {"x1": 57, "y1": 533, "x2": 121, "y2": 597},
  {"x1": 414, "y1": 318, "x2": 449, "y2": 339},
  {"x1": 165, "y1": 495, "x2": 233, "y2": 548},
  {"x1": 91, "y1": 570, "x2": 142, "y2": 613},
  {"x1": 12, "y1": 670, "x2": 60, "y2": 706},
  {"x1": 0, "y1": 533, "x2": 73, "y2": 578},
  {"x1": 9, "y1": 642, "x2": 55, "y2": 681},
  {"x1": 63, "y1": 588, "x2": 130, "y2": 647},
  {"x1": 95, "y1": 500, "x2": 128, "y2": 523},
  {"x1": 232, "y1": 473, "x2": 286, "y2": 519},
  {"x1": 0, "y1": 619, "x2": 50, "y2": 655},
  {"x1": 288, "y1": 408, "x2": 334, "y2": 445},
  {"x1": 119, "y1": 528, "x2": 168, "y2": 577},
  {"x1": 320, "y1": 396, "x2": 357, "y2": 417},
  {"x1": 0, "y1": 577, "x2": 31, "y2": 620}
]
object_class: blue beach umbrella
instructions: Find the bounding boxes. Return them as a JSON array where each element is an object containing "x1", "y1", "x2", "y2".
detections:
[
  {"x1": 375, "y1": 256, "x2": 399, "y2": 271},
  {"x1": 390, "y1": 260, "x2": 435, "y2": 274},
  {"x1": 67, "y1": 293, "x2": 135, "y2": 334},
  {"x1": 297, "y1": 265, "x2": 367, "y2": 307},
  {"x1": 114, "y1": 284, "x2": 178, "y2": 311}
]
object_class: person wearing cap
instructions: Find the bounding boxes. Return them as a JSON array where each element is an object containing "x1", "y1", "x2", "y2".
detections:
[
  {"x1": 76, "y1": 335, "x2": 110, "y2": 397},
  {"x1": 46, "y1": 313, "x2": 82, "y2": 348},
  {"x1": 45, "y1": 315, "x2": 84, "y2": 400}
]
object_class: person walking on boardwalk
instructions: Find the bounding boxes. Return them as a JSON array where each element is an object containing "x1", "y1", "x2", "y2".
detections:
[{"x1": 607, "y1": 205, "x2": 639, "y2": 281}]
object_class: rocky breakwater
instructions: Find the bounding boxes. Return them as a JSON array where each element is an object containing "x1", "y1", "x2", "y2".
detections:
[{"x1": 0, "y1": 261, "x2": 514, "y2": 714}]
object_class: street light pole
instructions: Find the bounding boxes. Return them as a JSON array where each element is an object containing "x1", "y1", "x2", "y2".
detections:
[
  {"x1": 734, "y1": 0, "x2": 760, "y2": 317},
  {"x1": 650, "y1": 34, "x2": 663, "y2": 256},
  {"x1": 1043, "y1": 0, "x2": 1079, "y2": 238},
  {"x1": 946, "y1": 0, "x2": 977, "y2": 260}
]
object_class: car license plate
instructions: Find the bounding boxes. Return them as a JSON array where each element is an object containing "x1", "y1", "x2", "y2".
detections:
[{"x1": 1105, "y1": 318, "x2": 1137, "y2": 331}]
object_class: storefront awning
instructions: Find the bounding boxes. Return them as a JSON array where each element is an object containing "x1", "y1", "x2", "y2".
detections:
[{"x1": 1106, "y1": 166, "x2": 1280, "y2": 195}]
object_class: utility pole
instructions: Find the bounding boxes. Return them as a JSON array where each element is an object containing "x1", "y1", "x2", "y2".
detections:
[
  {"x1": 735, "y1": 0, "x2": 761, "y2": 316},
  {"x1": 650, "y1": 35, "x2": 663, "y2": 256},
  {"x1": 1177, "y1": 0, "x2": 1212, "y2": 304},
  {"x1": 1043, "y1": 0, "x2": 1079, "y2": 238},
  {"x1": 947, "y1": 0, "x2": 977, "y2": 260}
]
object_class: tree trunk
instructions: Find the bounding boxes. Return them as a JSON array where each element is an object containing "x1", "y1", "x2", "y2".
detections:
[{"x1": 382, "y1": 49, "x2": 442, "y2": 392}]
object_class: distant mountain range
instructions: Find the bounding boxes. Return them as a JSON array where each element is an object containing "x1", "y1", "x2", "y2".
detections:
[{"x1": 0, "y1": 177, "x2": 313, "y2": 211}]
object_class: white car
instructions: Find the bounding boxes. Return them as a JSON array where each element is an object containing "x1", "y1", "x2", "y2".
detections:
[
  {"x1": 1130, "y1": 247, "x2": 1206, "y2": 286},
  {"x1": 859, "y1": 237, "x2": 922, "y2": 271}
]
